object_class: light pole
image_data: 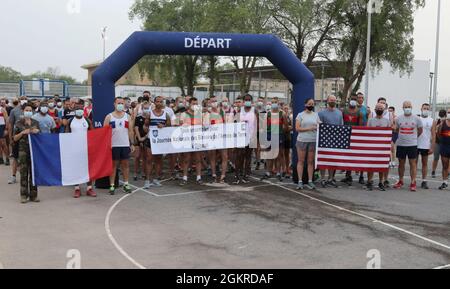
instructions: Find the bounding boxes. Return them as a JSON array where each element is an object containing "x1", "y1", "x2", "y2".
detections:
[
  {"x1": 432, "y1": 0, "x2": 441, "y2": 119},
  {"x1": 101, "y1": 26, "x2": 108, "y2": 61},
  {"x1": 364, "y1": 0, "x2": 383, "y2": 106},
  {"x1": 429, "y1": 72, "x2": 434, "y2": 106}
]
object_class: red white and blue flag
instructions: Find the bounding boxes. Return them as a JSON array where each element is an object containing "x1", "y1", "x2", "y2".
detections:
[
  {"x1": 29, "y1": 127, "x2": 113, "y2": 186},
  {"x1": 316, "y1": 124, "x2": 392, "y2": 172}
]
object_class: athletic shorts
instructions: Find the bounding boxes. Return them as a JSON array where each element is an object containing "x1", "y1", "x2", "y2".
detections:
[
  {"x1": 112, "y1": 147, "x2": 131, "y2": 161},
  {"x1": 434, "y1": 143, "x2": 441, "y2": 161},
  {"x1": 396, "y1": 146, "x2": 418, "y2": 160},
  {"x1": 0, "y1": 125, "x2": 5, "y2": 139},
  {"x1": 440, "y1": 144, "x2": 450, "y2": 158},
  {"x1": 418, "y1": 149, "x2": 430, "y2": 157},
  {"x1": 296, "y1": 141, "x2": 316, "y2": 152}
]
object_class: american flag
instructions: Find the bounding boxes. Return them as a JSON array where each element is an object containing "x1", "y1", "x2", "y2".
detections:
[{"x1": 316, "y1": 124, "x2": 393, "y2": 172}]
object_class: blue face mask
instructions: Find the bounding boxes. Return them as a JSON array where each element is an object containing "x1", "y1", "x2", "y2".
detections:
[
  {"x1": 24, "y1": 111, "x2": 33, "y2": 118},
  {"x1": 244, "y1": 101, "x2": 252, "y2": 108},
  {"x1": 271, "y1": 103, "x2": 279, "y2": 110},
  {"x1": 116, "y1": 104, "x2": 125, "y2": 112}
]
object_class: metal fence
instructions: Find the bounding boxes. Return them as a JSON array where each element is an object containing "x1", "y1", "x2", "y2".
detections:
[
  {"x1": 0, "y1": 82, "x2": 20, "y2": 98},
  {"x1": 0, "y1": 80, "x2": 91, "y2": 99}
]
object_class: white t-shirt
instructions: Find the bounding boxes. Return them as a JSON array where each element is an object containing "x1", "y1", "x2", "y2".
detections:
[
  {"x1": 417, "y1": 116, "x2": 433, "y2": 150},
  {"x1": 70, "y1": 117, "x2": 89, "y2": 134}
]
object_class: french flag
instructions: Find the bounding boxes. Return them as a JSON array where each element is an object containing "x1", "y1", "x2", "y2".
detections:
[{"x1": 29, "y1": 127, "x2": 113, "y2": 186}]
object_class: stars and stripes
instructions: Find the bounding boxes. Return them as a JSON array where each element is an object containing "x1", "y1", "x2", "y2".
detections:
[{"x1": 316, "y1": 124, "x2": 393, "y2": 172}]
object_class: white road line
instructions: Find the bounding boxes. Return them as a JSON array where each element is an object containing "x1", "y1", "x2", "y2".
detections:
[
  {"x1": 254, "y1": 177, "x2": 450, "y2": 252},
  {"x1": 434, "y1": 264, "x2": 450, "y2": 269},
  {"x1": 152, "y1": 184, "x2": 273, "y2": 198},
  {"x1": 105, "y1": 189, "x2": 147, "y2": 269},
  {"x1": 122, "y1": 182, "x2": 159, "y2": 197}
]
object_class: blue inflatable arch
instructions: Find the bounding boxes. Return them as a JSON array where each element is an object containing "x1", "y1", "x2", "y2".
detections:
[{"x1": 92, "y1": 31, "x2": 315, "y2": 181}]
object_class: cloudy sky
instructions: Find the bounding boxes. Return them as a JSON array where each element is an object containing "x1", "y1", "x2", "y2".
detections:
[{"x1": 0, "y1": 0, "x2": 448, "y2": 101}]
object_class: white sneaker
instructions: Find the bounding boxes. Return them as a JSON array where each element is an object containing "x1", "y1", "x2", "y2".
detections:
[
  {"x1": 8, "y1": 176, "x2": 16, "y2": 184},
  {"x1": 152, "y1": 179, "x2": 162, "y2": 187},
  {"x1": 143, "y1": 180, "x2": 152, "y2": 189}
]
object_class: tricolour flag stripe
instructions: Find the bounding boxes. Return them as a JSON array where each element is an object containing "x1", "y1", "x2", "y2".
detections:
[
  {"x1": 59, "y1": 132, "x2": 89, "y2": 186},
  {"x1": 87, "y1": 127, "x2": 113, "y2": 181},
  {"x1": 30, "y1": 134, "x2": 63, "y2": 186}
]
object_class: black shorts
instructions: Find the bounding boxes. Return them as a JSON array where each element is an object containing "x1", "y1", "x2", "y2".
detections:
[
  {"x1": 0, "y1": 125, "x2": 5, "y2": 139},
  {"x1": 397, "y1": 146, "x2": 418, "y2": 160},
  {"x1": 12, "y1": 142, "x2": 19, "y2": 159},
  {"x1": 418, "y1": 149, "x2": 430, "y2": 157},
  {"x1": 440, "y1": 144, "x2": 450, "y2": 158},
  {"x1": 112, "y1": 147, "x2": 131, "y2": 161}
]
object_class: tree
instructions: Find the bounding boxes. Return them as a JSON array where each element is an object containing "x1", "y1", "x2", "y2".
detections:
[
  {"x1": 318, "y1": 0, "x2": 425, "y2": 103},
  {"x1": 0, "y1": 66, "x2": 23, "y2": 82},
  {"x1": 266, "y1": 0, "x2": 344, "y2": 67},
  {"x1": 26, "y1": 67, "x2": 78, "y2": 84},
  {"x1": 130, "y1": 0, "x2": 208, "y2": 96}
]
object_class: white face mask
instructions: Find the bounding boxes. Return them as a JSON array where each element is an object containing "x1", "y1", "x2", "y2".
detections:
[{"x1": 422, "y1": 110, "x2": 430, "y2": 117}]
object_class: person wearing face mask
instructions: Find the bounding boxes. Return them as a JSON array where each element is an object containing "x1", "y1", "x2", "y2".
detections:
[
  {"x1": 416, "y1": 103, "x2": 436, "y2": 189},
  {"x1": 366, "y1": 103, "x2": 393, "y2": 191},
  {"x1": 104, "y1": 97, "x2": 135, "y2": 195},
  {"x1": 133, "y1": 101, "x2": 150, "y2": 182},
  {"x1": 263, "y1": 98, "x2": 289, "y2": 182},
  {"x1": 234, "y1": 94, "x2": 258, "y2": 184},
  {"x1": 432, "y1": 110, "x2": 448, "y2": 178},
  {"x1": 143, "y1": 96, "x2": 172, "y2": 188},
  {"x1": 340, "y1": 96, "x2": 364, "y2": 185},
  {"x1": 66, "y1": 99, "x2": 96, "y2": 198},
  {"x1": 174, "y1": 96, "x2": 187, "y2": 115},
  {"x1": 0, "y1": 99, "x2": 10, "y2": 166},
  {"x1": 179, "y1": 97, "x2": 203, "y2": 186},
  {"x1": 296, "y1": 98, "x2": 321, "y2": 190},
  {"x1": 47, "y1": 100, "x2": 61, "y2": 133},
  {"x1": 393, "y1": 101, "x2": 423, "y2": 192},
  {"x1": 32, "y1": 102, "x2": 56, "y2": 134},
  {"x1": 206, "y1": 99, "x2": 228, "y2": 183},
  {"x1": 318, "y1": 95, "x2": 343, "y2": 188},
  {"x1": 7, "y1": 97, "x2": 27, "y2": 185},
  {"x1": 437, "y1": 109, "x2": 450, "y2": 190},
  {"x1": 13, "y1": 103, "x2": 40, "y2": 203}
]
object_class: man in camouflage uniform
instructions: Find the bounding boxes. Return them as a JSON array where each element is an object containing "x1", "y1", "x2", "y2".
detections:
[{"x1": 13, "y1": 105, "x2": 40, "y2": 203}]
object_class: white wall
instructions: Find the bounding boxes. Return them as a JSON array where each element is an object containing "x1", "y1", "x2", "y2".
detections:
[{"x1": 363, "y1": 60, "x2": 431, "y2": 114}]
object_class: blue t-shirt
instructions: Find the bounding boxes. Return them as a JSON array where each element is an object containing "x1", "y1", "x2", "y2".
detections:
[
  {"x1": 32, "y1": 113, "x2": 56, "y2": 134},
  {"x1": 318, "y1": 109, "x2": 344, "y2": 125},
  {"x1": 359, "y1": 105, "x2": 368, "y2": 126}
]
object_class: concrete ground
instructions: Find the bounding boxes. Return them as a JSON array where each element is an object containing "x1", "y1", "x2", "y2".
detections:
[{"x1": 0, "y1": 161, "x2": 449, "y2": 269}]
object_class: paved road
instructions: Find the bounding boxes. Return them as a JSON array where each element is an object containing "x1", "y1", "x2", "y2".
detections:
[{"x1": 0, "y1": 163, "x2": 449, "y2": 269}]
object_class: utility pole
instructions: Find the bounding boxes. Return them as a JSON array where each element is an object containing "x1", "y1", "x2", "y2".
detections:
[
  {"x1": 432, "y1": 0, "x2": 441, "y2": 119},
  {"x1": 365, "y1": 0, "x2": 383, "y2": 106}
]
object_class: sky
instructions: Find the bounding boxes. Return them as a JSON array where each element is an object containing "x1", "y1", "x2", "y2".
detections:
[{"x1": 0, "y1": 0, "x2": 449, "y2": 101}]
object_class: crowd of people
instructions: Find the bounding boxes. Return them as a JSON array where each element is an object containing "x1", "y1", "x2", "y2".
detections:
[{"x1": 0, "y1": 90, "x2": 449, "y2": 203}]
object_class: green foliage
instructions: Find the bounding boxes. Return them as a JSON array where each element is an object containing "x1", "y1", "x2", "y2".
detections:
[{"x1": 0, "y1": 66, "x2": 22, "y2": 82}]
